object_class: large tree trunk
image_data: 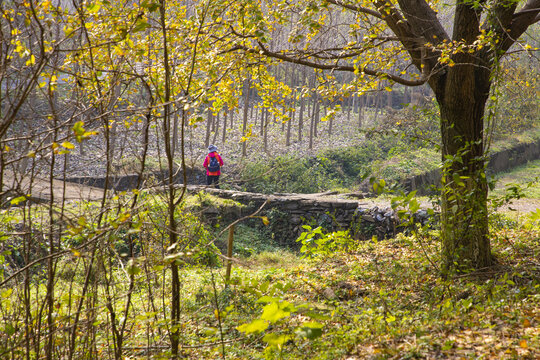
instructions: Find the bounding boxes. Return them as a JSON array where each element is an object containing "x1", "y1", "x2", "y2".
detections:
[
  {"x1": 435, "y1": 40, "x2": 493, "y2": 271},
  {"x1": 439, "y1": 101, "x2": 491, "y2": 270}
]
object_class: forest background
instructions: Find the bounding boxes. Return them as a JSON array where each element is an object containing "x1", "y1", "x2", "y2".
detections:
[{"x1": 0, "y1": 0, "x2": 539, "y2": 359}]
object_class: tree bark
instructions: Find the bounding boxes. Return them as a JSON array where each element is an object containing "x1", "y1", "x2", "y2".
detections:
[
  {"x1": 260, "y1": 107, "x2": 265, "y2": 136},
  {"x1": 298, "y1": 95, "x2": 304, "y2": 143},
  {"x1": 328, "y1": 104, "x2": 333, "y2": 136},
  {"x1": 286, "y1": 95, "x2": 294, "y2": 146},
  {"x1": 172, "y1": 108, "x2": 179, "y2": 156},
  {"x1": 221, "y1": 108, "x2": 228, "y2": 143},
  {"x1": 241, "y1": 0, "x2": 540, "y2": 271},
  {"x1": 434, "y1": 8, "x2": 493, "y2": 269},
  {"x1": 313, "y1": 97, "x2": 320, "y2": 138},
  {"x1": 427, "y1": 2, "x2": 495, "y2": 271},
  {"x1": 358, "y1": 96, "x2": 364, "y2": 129},
  {"x1": 212, "y1": 111, "x2": 220, "y2": 144},
  {"x1": 242, "y1": 78, "x2": 251, "y2": 157},
  {"x1": 439, "y1": 95, "x2": 492, "y2": 270},
  {"x1": 205, "y1": 111, "x2": 212, "y2": 148}
]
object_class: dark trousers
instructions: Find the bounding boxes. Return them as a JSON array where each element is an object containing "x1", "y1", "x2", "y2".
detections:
[{"x1": 206, "y1": 175, "x2": 220, "y2": 188}]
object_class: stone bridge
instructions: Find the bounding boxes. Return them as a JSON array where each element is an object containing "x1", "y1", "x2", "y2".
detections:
[
  {"x1": 1, "y1": 170, "x2": 415, "y2": 246},
  {"x1": 186, "y1": 186, "x2": 425, "y2": 247}
]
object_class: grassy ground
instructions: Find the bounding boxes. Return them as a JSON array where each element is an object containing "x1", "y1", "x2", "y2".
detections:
[
  {"x1": 155, "y1": 217, "x2": 540, "y2": 359},
  {"x1": 2, "y1": 194, "x2": 539, "y2": 359},
  {"x1": 492, "y1": 159, "x2": 540, "y2": 199},
  {"x1": 488, "y1": 159, "x2": 540, "y2": 216}
]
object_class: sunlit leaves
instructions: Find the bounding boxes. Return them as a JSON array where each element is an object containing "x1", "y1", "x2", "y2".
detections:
[
  {"x1": 237, "y1": 318, "x2": 269, "y2": 333},
  {"x1": 261, "y1": 300, "x2": 295, "y2": 322},
  {"x1": 237, "y1": 294, "x2": 324, "y2": 353},
  {"x1": 262, "y1": 333, "x2": 292, "y2": 346},
  {"x1": 140, "y1": 0, "x2": 160, "y2": 12},
  {"x1": 133, "y1": 19, "x2": 150, "y2": 33},
  {"x1": 72, "y1": 121, "x2": 97, "y2": 143},
  {"x1": 126, "y1": 259, "x2": 141, "y2": 276},
  {"x1": 10, "y1": 196, "x2": 27, "y2": 206},
  {"x1": 86, "y1": 2, "x2": 101, "y2": 14}
]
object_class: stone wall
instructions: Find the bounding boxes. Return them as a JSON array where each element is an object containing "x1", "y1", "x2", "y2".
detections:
[
  {"x1": 62, "y1": 138, "x2": 539, "y2": 195},
  {"x1": 196, "y1": 188, "x2": 358, "y2": 247},
  {"x1": 196, "y1": 187, "x2": 430, "y2": 247},
  {"x1": 487, "y1": 138, "x2": 540, "y2": 174}
]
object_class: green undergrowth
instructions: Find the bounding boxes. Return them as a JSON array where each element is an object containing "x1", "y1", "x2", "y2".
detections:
[
  {"x1": 158, "y1": 214, "x2": 540, "y2": 359},
  {"x1": 371, "y1": 147, "x2": 440, "y2": 181},
  {"x1": 215, "y1": 223, "x2": 285, "y2": 258},
  {"x1": 1, "y1": 197, "x2": 539, "y2": 358},
  {"x1": 489, "y1": 127, "x2": 540, "y2": 153},
  {"x1": 238, "y1": 134, "x2": 417, "y2": 194}
]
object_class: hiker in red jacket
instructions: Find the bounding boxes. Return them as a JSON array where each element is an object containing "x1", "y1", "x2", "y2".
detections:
[{"x1": 203, "y1": 145, "x2": 224, "y2": 188}]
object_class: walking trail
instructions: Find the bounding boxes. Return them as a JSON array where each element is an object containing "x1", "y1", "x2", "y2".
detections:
[{"x1": 1, "y1": 171, "x2": 538, "y2": 214}]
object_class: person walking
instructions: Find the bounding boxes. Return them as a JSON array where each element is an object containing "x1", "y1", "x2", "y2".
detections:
[{"x1": 203, "y1": 145, "x2": 224, "y2": 188}]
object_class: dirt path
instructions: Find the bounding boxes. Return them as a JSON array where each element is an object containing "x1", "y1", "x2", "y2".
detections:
[
  {"x1": 354, "y1": 196, "x2": 539, "y2": 214},
  {"x1": 496, "y1": 198, "x2": 540, "y2": 214},
  {"x1": 2, "y1": 171, "x2": 104, "y2": 203},
  {"x1": 3, "y1": 172, "x2": 538, "y2": 214}
]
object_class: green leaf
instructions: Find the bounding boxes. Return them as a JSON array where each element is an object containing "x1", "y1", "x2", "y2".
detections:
[
  {"x1": 263, "y1": 333, "x2": 292, "y2": 346},
  {"x1": 61, "y1": 141, "x2": 75, "y2": 149},
  {"x1": 10, "y1": 196, "x2": 26, "y2": 205},
  {"x1": 261, "y1": 301, "x2": 291, "y2": 323},
  {"x1": 4, "y1": 323, "x2": 15, "y2": 336},
  {"x1": 305, "y1": 310, "x2": 331, "y2": 321},
  {"x1": 133, "y1": 20, "x2": 150, "y2": 33},
  {"x1": 237, "y1": 319, "x2": 269, "y2": 334},
  {"x1": 87, "y1": 3, "x2": 101, "y2": 13},
  {"x1": 141, "y1": 0, "x2": 159, "y2": 11},
  {"x1": 1, "y1": 288, "x2": 13, "y2": 298},
  {"x1": 126, "y1": 259, "x2": 141, "y2": 276},
  {"x1": 257, "y1": 295, "x2": 280, "y2": 303}
]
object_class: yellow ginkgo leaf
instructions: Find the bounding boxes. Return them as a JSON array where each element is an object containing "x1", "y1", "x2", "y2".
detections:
[
  {"x1": 25, "y1": 54, "x2": 35, "y2": 66},
  {"x1": 61, "y1": 141, "x2": 75, "y2": 149}
]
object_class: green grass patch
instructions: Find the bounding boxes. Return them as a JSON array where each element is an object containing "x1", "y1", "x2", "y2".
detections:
[
  {"x1": 491, "y1": 158, "x2": 540, "y2": 199},
  {"x1": 215, "y1": 223, "x2": 284, "y2": 258}
]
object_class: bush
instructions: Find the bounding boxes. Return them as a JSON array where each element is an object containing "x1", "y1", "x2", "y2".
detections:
[
  {"x1": 239, "y1": 154, "x2": 342, "y2": 194},
  {"x1": 239, "y1": 135, "x2": 414, "y2": 194}
]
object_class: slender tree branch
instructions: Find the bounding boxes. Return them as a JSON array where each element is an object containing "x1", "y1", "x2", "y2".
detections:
[
  {"x1": 325, "y1": 0, "x2": 383, "y2": 19},
  {"x1": 500, "y1": 0, "x2": 540, "y2": 53},
  {"x1": 227, "y1": 42, "x2": 429, "y2": 86},
  {"x1": 395, "y1": 0, "x2": 450, "y2": 44}
]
